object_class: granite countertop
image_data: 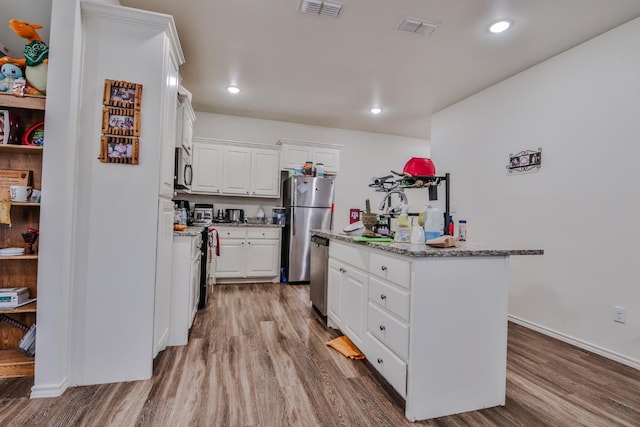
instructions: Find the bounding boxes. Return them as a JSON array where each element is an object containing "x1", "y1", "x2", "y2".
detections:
[
  {"x1": 211, "y1": 223, "x2": 284, "y2": 228},
  {"x1": 173, "y1": 225, "x2": 205, "y2": 237},
  {"x1": 311, "y1": 229, "x2": 544, "y2": 258}
]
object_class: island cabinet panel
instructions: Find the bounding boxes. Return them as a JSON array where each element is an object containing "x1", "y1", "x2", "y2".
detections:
[{"x1": 326, "y1": 239, "x2": 510, "y2": 422}]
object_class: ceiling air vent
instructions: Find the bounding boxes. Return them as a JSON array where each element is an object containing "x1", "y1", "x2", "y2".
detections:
[
  {"x1": 299, "y1": 0, "x2": 342, "y2": 18},
  {"x1": 397, "y1": 17, "x2": 440, "y2": 36}
]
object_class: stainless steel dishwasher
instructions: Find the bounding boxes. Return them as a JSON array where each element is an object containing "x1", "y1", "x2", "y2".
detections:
[{"x1": 310, "y1": 235, "x2": 329, "y2": 318}]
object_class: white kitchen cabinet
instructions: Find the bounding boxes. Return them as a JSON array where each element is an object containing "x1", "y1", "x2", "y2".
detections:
[
  {"x1": 153, "y1": 199, "x2": 176, "y2": 358},
  {"x1": 169, "y1": 232, "x2": 202, "y2": 346},
  {"x1": 326, "y1": 239, "x2": 510, "y2": 421},
  {"x1": 176, "y1": 86, "x2": 195, "y2": 155},
  {"x1": 191, "y1": 141, "x2": 223, "y2": 194},
  {"x1": 222, "y1": 146, "x2": 252, "y2": 195},
  {"x1": 190, "y1": 138, "x2": 279, "y2": 197},
  {"x1": 277, "y1": 139, "x2": 341, "y2": 174},
  {"x1": 327, "y1": 242, "x2": 369, "y2": 349},
  {"x1": 74, "y1": 2, "x2": 184, "y2": 385},
  {"x1": 251, "y1": 149, "x2": 280, "y2": 197},
  {"x1": 215, "y1": 226, "x2": 281, "y2": 282},
  {"x1": 327, "y1": 259, "x2": 344, "y2": 329}
]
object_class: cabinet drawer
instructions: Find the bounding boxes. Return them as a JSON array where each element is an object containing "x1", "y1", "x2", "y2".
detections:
[
  {"x1": 364, "y1": 332, "x2": 407, "y2": 398},
  {"x1": 370, "y1": 251, "x2": 411, "y2": 289},
  {"x1": 247, "y1": 228, "x2": 280, "y2": 239},
  {"x1": 368, "y1": 276, "x2": 410, "y2": 322},
  {"x1": 367, "y1": 302, "x2": 409, "y2": 360},
  {"x1": 329, "y1": 241, "x2": 369, "y2": 271},
  {"x1": 217, "y1": 228, "x2": 246, "y2": 239}
]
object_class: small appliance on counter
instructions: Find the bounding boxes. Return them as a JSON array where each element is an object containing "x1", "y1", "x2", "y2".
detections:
[
  {"x1": 193, "y1": 204, "x2": 214, "y2": 225},
  {"x1": 225, "y1": 208, "x2": 245, "y2": 223}
]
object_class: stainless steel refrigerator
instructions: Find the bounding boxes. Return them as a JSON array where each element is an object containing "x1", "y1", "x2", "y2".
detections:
[{"x1": 282, "y1": 176, "x2": 335, "y2": 283}]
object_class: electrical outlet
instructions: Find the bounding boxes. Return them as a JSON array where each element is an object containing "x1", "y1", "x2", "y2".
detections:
[{"x1": 614, "y1": 306, "x2": 626, "y2": 324}]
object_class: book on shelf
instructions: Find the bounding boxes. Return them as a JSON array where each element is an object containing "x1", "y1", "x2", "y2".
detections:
[{"x1": 0, "y1": 287, "x2": 30, "y2": 308}]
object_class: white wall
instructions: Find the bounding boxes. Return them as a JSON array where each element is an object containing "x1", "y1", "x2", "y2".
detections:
[
  {"x1": 431, "y1": 18, "x2": 640, "y2": 368},
  {"x1": 31, "y1": 0, "x2": 83, "y2": 398},
  {"x1": 194, "y1": 113, "x2": 431, "y2": 231}
]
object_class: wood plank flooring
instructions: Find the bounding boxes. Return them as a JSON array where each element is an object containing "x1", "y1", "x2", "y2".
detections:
[{"x1": 0, "y1": 283, "x2": 638, "y2": 426}]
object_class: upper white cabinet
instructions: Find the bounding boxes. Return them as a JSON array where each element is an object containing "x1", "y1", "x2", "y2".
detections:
[
  {"x1": 191, "y1": 138, "x2": 280, "y2": 198},
  {"x1": 191, "y1": 141, "x2": 223, "y2": 194},
  {"x1": 176, "y1": 86, "x2": 195, "y2": 156},
  {"x1": 251, "y1": 149, "x2": 280, "y2": 197},
  {"x1": 222, "y1": 145, "x2": 251, "y2": 195},
  {"x1": 277, "y1": 139, "x2": 342, "y2": 174}
]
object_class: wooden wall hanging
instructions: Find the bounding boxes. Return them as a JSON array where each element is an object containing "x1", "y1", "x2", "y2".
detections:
[
  {"x1": 100, "y1": 79, "x2": 143, "y2": 164},
  {"x1": 100, "y1": 136, "x2": 139, "y2": 165}
]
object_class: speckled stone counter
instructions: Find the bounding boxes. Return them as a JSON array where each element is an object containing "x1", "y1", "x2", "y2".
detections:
[
  {"x1": 173, "y1": 225, "x2": 205, "y2": 237},
  {"x1": 311, "y1": 229, "x2": 543, "y2": 257},
  {"x1": 211, "y1": 223, "x2": 284, "y2": 228}
]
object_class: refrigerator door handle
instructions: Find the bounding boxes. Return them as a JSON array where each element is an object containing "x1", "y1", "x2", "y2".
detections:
[{"x1": 291, "y1": 209, "x2": 295, "y2": 236}]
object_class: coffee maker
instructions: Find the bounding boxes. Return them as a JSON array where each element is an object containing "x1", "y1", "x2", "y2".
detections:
[{"x1": 174, "y1": 200, "x2": 193, "y2": 225}]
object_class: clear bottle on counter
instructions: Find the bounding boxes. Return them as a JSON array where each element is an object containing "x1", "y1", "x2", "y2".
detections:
[
  {"x1": 316, "y1": 162, "x2": 325, "y2": 178},
  {"x1": 179, "y1": 208, "x2": 187, "y2": 225},
  {"x1": 458, "y1": 219, "x2": 467, "y2": 241}
]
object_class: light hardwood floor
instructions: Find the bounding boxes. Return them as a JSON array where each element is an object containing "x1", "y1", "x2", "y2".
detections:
[{"x1": 1, "y1": 283, "x2": 638, "y2": 426}]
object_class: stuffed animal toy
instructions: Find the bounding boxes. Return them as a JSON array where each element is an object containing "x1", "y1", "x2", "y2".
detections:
[
  {"x1": 0, "y1": 19, "x2": 48, "y2": 95},
  {"x1": 0, "y1": 63, "x2": 24, "y2": 92}
]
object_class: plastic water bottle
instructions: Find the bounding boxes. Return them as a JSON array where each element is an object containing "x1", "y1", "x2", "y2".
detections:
[
  {"x1": 424, "y1": 205, "x2": 444, "y2": 241},
  {"x1": 458, "y1": 220, "x2": 467, "y2": 241},
  {"x1": 316, "y1": 163, "x2": 325, "y2": 178}
]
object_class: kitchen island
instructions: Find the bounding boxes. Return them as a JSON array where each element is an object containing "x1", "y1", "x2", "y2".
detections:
[{"x1": 312, "y1": 230, "x2": 543, "y2": 422}]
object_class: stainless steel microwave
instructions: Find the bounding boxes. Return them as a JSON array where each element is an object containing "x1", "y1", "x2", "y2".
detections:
[{"x1": 175, "y1": 147, "x2": 192, "y2": 189}]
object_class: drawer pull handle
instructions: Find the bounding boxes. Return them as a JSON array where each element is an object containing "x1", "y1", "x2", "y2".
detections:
[
  {"x1": 377, "y1": 358, "x2": 383, "y2": 364},
  {"x1": 379, "y1": 325, "x2": 386, "y2": 331},
  {"x1": 380, "y1": 294, "x2": 387, "y2": 300},
  {"x1": 340, "y1": 268, "x2": 346, "y2": 273},
  {"x1": 381, "y1": 266, "x2": 387, "y2": 271}
]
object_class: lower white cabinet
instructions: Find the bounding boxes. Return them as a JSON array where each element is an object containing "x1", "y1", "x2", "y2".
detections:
[
  {"x1": 327, "y1": 258, "x2": 367, "y2": 349},
  {"x1": 215, "y1": 226, "x2": 281, "y2": 282},
  {"x1": 327, "y1": 240, "x2": 510, "y2": 422},
  {"x1": 169, "y1": 232, "x2": 202, "y2": 346}
]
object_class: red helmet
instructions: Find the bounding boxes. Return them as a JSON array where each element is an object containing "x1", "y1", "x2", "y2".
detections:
[{"x1": 402, "y1": 157, "x2": 436, "y2": 177}]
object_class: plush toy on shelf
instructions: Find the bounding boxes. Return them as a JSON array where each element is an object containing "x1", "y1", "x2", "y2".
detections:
[
  {"x1": 0, "y1": 19, "x2": 48, "y2": 96},
  {"x1": 0, "y1": 63, "x2": 24, "y2": 92}
]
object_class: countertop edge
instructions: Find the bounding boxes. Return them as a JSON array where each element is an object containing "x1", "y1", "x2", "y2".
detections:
[{"x1": 310, "y1": 230, "x2": 544, "y2": 258}]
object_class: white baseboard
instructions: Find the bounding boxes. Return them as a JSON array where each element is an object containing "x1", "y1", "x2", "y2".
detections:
[
  {"x1": 508, "y1": 315, "x2": 640, "y2": 370},
  {"x1": 30, "y1": 377, "x2": 69, "y2": 398}
]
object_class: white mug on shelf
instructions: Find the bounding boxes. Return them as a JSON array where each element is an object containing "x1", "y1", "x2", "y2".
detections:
[{"x1": 9, "y1": 185, "x2": 33, "y2": 202}]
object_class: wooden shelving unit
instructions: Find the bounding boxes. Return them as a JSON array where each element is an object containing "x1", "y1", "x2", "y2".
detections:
[
  {"x1": 0, "y1": 93, "x2": 44, "y2": 378},
  {"x1": 0, "y1": 301, "x2": 37, "y2": 314}
]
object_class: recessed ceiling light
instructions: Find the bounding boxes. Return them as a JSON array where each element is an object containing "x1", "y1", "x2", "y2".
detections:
[
  {"x1": 488, "y1": 20, "x2": 512, "y2": 34},
  {"x1": 370, "y1": 108, "x2": 383, "y2": 115},
  {"x1": 227, "y1": 86, "x2": 240, "y2": 94}
]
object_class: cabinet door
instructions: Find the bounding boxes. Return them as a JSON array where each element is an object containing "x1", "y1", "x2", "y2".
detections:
[
  {"x1": 153, "y1": 199, "x2": 175, "y2": 357},
  {"x1": 327, "y1": 258, "x2": 344, "y2": 328},
  {"x1": 251, "y1": 149, "x2": 280, "y2": 197},
  {"x1": 245, "y1": 239, "x2": 279, "y2": 277},
  {"x1": 215, "y1": 239, "x2": 245, "y2": 278},
  {"x1": 342, "y1": 266, "x2": 368, "y2": 348},
  {"x1": 314, "y1": 147, "x2": 340, "y2": 174},
  {"x1": 222, "y1": 146, "x2": 252, "y2": 195},
  {"x1": 281, "y1": 144, "x2": 313, "y2": 170},
  {"x1": 159, "y1": 37, "x2": 180, "y2": 198},
  {"x1": 189, "y1": 254, "x2": 201, "y2": 327},
  {"x1": 191, "y1": 142, "x2": 223, "y2": 193}
]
